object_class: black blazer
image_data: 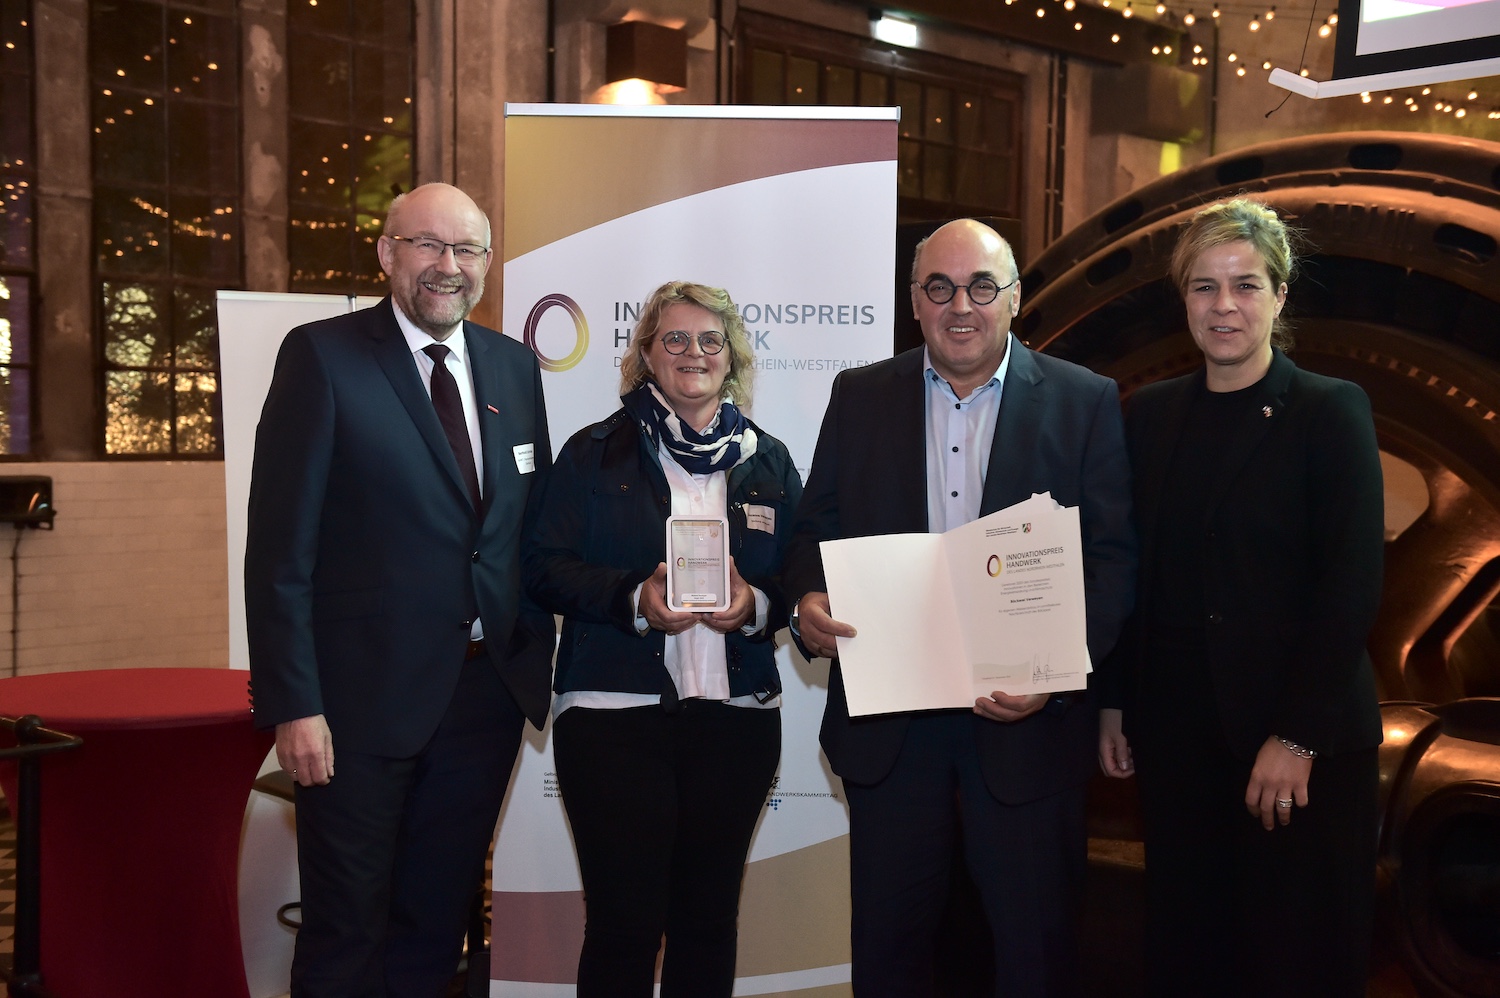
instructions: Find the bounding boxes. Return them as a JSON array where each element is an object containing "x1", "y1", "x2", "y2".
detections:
[
  {"x1": 524, "y1": 408, "x2": 803, "y2": 700},
  {"x1": 1102, "y1": 349, "x2": 1384, "y2": 758},
  {"x1": 244, "y1": 298, "x2": 556, "y2": 756},
  {"x1": 785, "y1": 343, "x2": 1137, "y2": 804}
]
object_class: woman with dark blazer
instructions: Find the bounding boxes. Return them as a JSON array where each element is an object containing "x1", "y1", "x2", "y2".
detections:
[
  {"x1": 1098, "y1": 198, "x2": 1385, "y2": 997},
  {"x1": 524, "y1": 280, "x2": 802, "y2": 997}
]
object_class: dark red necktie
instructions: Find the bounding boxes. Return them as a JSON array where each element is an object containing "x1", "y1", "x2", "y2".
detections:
[{"x1": 422, "y1": 343, "x2": 481, "y2": 511}]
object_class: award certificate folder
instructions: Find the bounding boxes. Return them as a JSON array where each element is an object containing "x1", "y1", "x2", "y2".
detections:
[{"x1": 819, "y1": 493, "x2": 1090, "y2": 716}]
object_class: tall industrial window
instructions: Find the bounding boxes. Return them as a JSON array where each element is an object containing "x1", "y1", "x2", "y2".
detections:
[
  {"x1": 287, "y1": 0, "x2": 413, "y2": 295},
  {"x1": 92, "y1": 0, "x2": 240, "y2": 456},
  {"x1": 0, "y1": 0, "x2": 34, "y2": 456},
  {"x1": 738, "y1": 11, "x2": 1024, "y2": 226}
]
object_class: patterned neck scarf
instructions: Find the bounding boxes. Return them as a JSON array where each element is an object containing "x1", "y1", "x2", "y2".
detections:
[{"x1": 621, "y1": 380, "x2": 757, "y2": 475}]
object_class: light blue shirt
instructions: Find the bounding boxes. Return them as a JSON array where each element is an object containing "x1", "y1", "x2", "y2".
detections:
[{"x1": 924, "y1": 334, "x2": 1013, "y2": 533}]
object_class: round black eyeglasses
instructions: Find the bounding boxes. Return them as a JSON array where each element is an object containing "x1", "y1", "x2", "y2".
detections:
[{"x1": 914, "y1": 277, "x2": 1017, "y2": 306}]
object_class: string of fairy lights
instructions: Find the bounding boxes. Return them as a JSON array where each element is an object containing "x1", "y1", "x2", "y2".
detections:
[{"x1": 1014, "y1": 0, "x2": 1500, "y2": 122}]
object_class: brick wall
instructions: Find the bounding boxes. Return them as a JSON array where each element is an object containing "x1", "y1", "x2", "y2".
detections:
[{"x1": 0, "y1": 463, "x2": 230, "y2": 676}]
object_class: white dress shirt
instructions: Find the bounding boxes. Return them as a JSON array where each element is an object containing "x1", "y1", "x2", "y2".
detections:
[{"x1": 392, "y1": 300, "x2": 485, "y2": 640}]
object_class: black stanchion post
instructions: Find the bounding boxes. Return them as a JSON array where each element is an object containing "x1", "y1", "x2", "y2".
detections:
[
  {"x1": 1, "y1": 712, "x2": 81, "y2": 998},
  {"x1": 9, "y1": 715, "x2": 45, "y2": 996}
]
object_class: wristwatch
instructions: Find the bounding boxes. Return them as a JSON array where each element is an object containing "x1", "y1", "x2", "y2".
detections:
[{"x1": 789, "y1": 598, "x2": 802, "y2": 638}]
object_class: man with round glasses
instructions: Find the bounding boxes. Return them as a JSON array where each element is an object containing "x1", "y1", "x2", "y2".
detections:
[
  {"x1": 785, "y1": 218, "x2": 1136, "y2": 996},
  {"x1": 246, "y1": 182, "x2": 554, "y2": 996}
]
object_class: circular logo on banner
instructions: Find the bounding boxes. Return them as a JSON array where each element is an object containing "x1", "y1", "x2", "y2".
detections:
[
  {"x1": 987, "y1": 554, "x2": 1002, "y2": 577},
  {"x1": 523, "y1": 294, "x2": 589, "y2": 372}
]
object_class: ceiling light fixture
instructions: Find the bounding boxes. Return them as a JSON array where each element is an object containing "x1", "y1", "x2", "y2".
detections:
[{"x1": 871, "y1": 13, "x2": 919, "y2": 47}]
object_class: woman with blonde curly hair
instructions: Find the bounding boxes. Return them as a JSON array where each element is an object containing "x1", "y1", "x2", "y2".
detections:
[
  {"x1": 524, "y1": 280, "x2": 802, "y2": 997},
  {"x1": 1099, "y1": 199, "x2": 1384, "y2": 996}
]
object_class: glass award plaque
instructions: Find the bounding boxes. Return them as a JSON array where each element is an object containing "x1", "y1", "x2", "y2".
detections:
[{"x1": 665, "y1": 515, "x2": 730, "y2": 611}]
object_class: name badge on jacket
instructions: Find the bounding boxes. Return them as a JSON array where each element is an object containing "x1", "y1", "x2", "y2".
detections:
[
  {"x1": 513, "y1": 443, "x2": 535, "y2": 474},
  {"x1": 743, "y1": 503, "x2": 776, "y2": 534}
]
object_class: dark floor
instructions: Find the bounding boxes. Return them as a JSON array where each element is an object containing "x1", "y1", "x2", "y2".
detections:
[{"x1": 0, "y1": 804, "x2": 1424, "y2": 997}]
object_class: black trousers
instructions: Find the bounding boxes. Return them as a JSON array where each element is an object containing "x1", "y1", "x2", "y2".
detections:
[
  {"x1": 844, "y1": 712, "x2": 1088, "y2": 998},
  {"x1": 552, "y1": 701, "x2": 781, "y2": 998},
  {"x1": 291, "y1": 657, "x2": 526, "y2": 998},
  {"x1": 1134, "y1": 646, "x2": 1379, "y2": 998}
]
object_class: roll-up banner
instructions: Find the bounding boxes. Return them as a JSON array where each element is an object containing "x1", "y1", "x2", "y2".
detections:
[
  {"x1": 219, "y1": 291, "x2": 382, "y2": 674},
  {"x1": 493, "y1": 104, "x2": 898, "y2": 996}
]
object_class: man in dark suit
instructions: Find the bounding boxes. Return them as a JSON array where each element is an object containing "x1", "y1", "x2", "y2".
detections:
[
  {"x1": 245, "y1": 182, "x2": 553, "y2": 997},
  {"x1": 785, "y1": 219, "x2": 1135, "y2": 996}
]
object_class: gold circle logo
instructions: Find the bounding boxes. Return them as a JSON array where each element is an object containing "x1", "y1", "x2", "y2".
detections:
[{"x1": 523, "y1": 294, "x2": 589, "y2": 372}]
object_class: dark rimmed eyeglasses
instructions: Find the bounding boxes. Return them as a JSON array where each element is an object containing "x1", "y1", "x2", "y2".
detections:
[
  {"x1": 660, "y1": 330, "x2": 726, "y2": 355},
  {"x1": 913, "y1": 276, "x2": 1017, "y2": 305},
  {"x1": 385, "y1": 234, "x2": 490, "y2": 263}
]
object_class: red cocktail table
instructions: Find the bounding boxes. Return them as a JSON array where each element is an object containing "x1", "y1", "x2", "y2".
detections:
[{"x1": 0, "y1": 667, "x2": 273, "y2": 998}]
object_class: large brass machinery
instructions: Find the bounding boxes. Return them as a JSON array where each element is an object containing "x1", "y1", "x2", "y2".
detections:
[{"x1": 1024, "y1": 132, "x2": 1500, "y2": 997}]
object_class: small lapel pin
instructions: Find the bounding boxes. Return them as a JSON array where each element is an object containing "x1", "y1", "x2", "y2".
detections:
[
  {"x1": 1262, "y1": 405, "x2": 1274, "y2": 418},
  {"x1": 486, "y1": 404, "x2": 500, "y2": 414}
]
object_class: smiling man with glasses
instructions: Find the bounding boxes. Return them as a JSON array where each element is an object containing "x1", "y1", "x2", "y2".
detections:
[
  {"x1": 379, "y1": 220, "x2": 492, "y2": 341},
  {"x1": 785, "y1": 218, "x2": 1136, "y2": 997},
  {"x1": 246, "y1": 182, "x2": 553, "y2": 997}
]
